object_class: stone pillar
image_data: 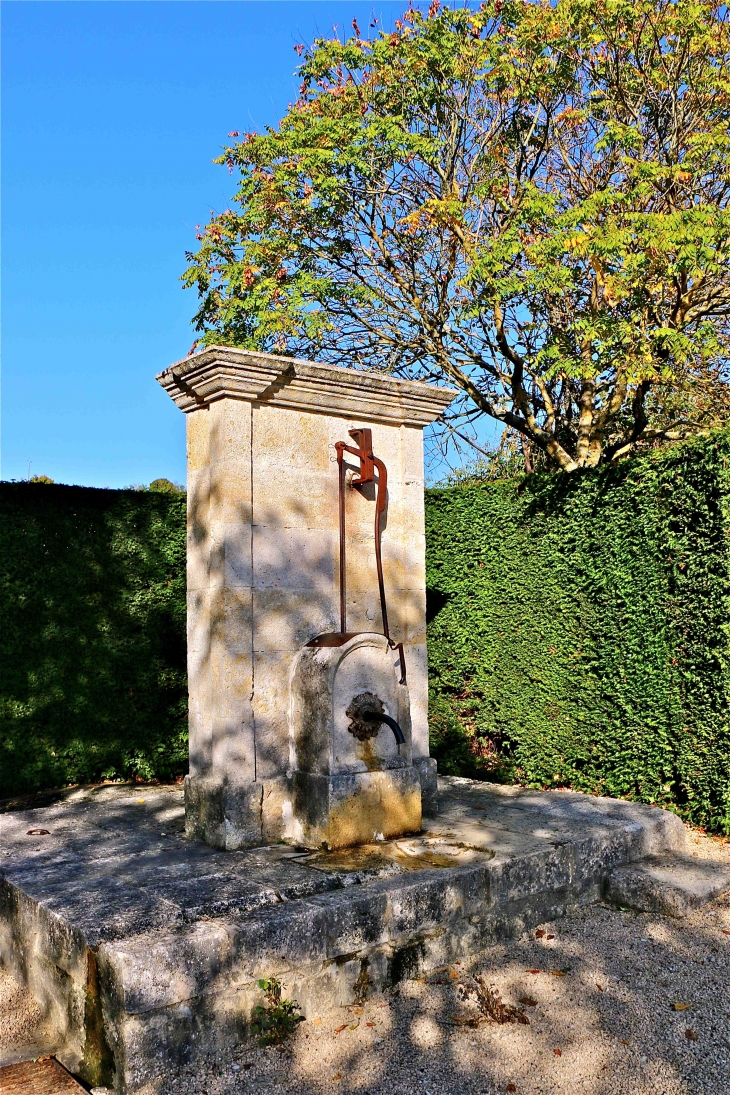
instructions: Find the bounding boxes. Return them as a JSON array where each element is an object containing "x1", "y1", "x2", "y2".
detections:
[{"x1": 157, "y1": 347, "x2": 456, "y2": 848}]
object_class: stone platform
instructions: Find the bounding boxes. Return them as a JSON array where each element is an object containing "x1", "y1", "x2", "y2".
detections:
[{"x1": 0, "y1": 778, "x2": 692, "y2": 1093}]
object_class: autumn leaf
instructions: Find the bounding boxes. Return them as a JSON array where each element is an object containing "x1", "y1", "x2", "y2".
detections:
[
  {"x1": 686, "y1": 1029, "x2": 698, "y2": 1041},
  {"x1": 672, "y1": 1003, "x2": 690, "y2": 1011},
  {"x1": 334, "y1": 1023, "x2": 348, "y2": 1034},
  {"x1": 554, "y1": 1048, "x2": 562, "y2": 1056},
  {"x1": 518, "y1": 996, "x2": 538, "y2": 1007},
  {"x1": 527, "y1": 969, "x2": 541, "y2": 975},
  {"x1": 535, "y1": 929, "x2": 546, "y2": 938}
]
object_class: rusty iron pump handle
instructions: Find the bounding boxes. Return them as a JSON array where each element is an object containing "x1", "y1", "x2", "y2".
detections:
[{"x1": 335, "y1": 429, "x2": 407, "y2": 685}]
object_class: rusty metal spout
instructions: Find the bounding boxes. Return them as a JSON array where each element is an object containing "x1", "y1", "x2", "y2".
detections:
[{"x1": 361, "y1": 710, "x2": 406, "y2": 746}]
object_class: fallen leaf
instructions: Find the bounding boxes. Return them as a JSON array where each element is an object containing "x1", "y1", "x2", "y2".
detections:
[
  {"x1": 547, "y1": 934, "x2": 555, "y2": 940},
  {"x1": 449, "y1": 968, "x2": 460, "y2": 980},
  {"x1": 554, "y1": 1048, "x2": 562, "y2": 1056},
  {"x1": 243, "y1": 1063, "x2": 253, "y2": 1070},
  {"x1": 672, "y1": 1003, "x2": 690, "y2": 1011},
  {"x1": 506, "y1": 1086, "x2": 517, "y2": 1093},
  {"x1": 685, "y1": 1029, "x2": 698, "y2": 1041},
  {"x1": 313, "y1": 1018, "x2": 322, "y2": 1026},
  {"x1": 620, "y1": 1039, "x2": 630, "y2": 1045},
  {"x1": 366, "y1": 1022, "x2": 374, "y2": 1028},
  {"x1": 518, "y1": 996, "x2": 537, "y2": 1007},
  {"x1": 332, "y1": 1074, "x2": 342, "y2": 1082},
  {"x1": 26, "y1": 829, "x2": 50, "y2": 836},
  {"x1": 136, "y1": 799, "x2": 145, "y2": 804},
  {"x1": 334, "y1": 1023, "x2": 348, "y2": 1034},
  {"x1": 550, "y1": 970, "x2": 567, "y2": 977},
  {"x1": 535, "y1": 929, "x2": 546, "y2": 938},
  {"x1": 596, "y1": 984, "x2": 604, "y2": 992},
  {"x1": 527, "y1": 969, "x2": 541, "y2": 975},
  {"x1": 722, "y1": 930, "x2": 730, "y2": 936},
  {"x1": 348, "y1": 1022, "x2": 359, "y2": 1030},
  {"x1": 471, "y1": 976, "x2": 529, "y2": 1025}
]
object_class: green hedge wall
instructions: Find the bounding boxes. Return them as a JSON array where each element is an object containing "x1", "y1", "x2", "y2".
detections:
[
  {"x1": 425, "y1": 430, "x2": 730, "y2": 835},
  {"x1": 0, "y1": 484, "x2": 187, "y2": 798},
  {"x1": 5, "y1": 433, "x2": 730, "y2": 830}
]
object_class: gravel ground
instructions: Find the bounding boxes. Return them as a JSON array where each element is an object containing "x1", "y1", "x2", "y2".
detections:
[
  {"x1": 0, "y1": 964, "x2": 53, "y2": 1067},
  {"x1": 2, "y1": 829, "x2": 729, "y2": 1094}
]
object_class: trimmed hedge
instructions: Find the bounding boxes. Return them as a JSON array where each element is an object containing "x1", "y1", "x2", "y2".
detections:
[
  {"x1": 425, "y1": 430, "x2": 730, "y2": 835},
  {"x1": 0, "y1": 484, "x2": 187, "y2": 797},
  {"x1": 5, "y1": 433, "x2": 730, "y2": 832}
]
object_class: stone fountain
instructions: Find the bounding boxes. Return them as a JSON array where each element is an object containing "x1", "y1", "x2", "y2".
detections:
[{"x1": 156, "y1": 347, "x2": 457, "y2": 850}]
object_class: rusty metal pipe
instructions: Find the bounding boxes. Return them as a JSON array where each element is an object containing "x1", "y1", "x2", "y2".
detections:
[
  {"x1": 360, "y1": 710, "x2": 406, "y2": 746},
  {"x1": 335, "y1": 431, "x2": 407, "y2": 685}
]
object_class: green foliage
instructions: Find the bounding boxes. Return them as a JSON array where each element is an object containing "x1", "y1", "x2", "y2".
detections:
[
  {"x1": 184, "y1": 0, "x2": 730, "y2": 471},
  {"x1": 252, "y1": 978, "x2": 303, "y2": 1046},
  {"x1": 0, "y1": 483, "x2": 188, "y2": 797},
  {"x1": 426, "y1": 429, "x2": 730, "y2": 834},
  {"x1": 149, "y1": 478, "x2": 185, "y2": 495}
]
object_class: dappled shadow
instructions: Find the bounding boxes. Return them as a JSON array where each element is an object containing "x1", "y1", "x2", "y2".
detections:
[
  {"x1": 186, "y1": 407, "x2": 412, "y2": 786},
  {"x1": 235, "y1": 861, "x2": 730, "y2": 1095}
]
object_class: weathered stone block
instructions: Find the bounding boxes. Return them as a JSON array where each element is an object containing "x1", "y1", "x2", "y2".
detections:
[
  {"x1": 184, "y1": 777, "x2": 263, "y2": 850},
  {"x1": 605, "y1": 853, "x2": 730, "y2": 917}
]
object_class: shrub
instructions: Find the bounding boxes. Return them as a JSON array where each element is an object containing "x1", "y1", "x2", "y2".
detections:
[
  {"x1": 0, "y1": 483, "x2": 187, "y2": 797},
  {"x1": 425, "y1": 430, "x2": 730, "y2": 834}
]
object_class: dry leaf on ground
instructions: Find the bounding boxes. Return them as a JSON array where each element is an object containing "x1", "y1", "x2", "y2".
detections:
[{"x1": 470, "y1": 975, "x2": 529, "y2": 1025}]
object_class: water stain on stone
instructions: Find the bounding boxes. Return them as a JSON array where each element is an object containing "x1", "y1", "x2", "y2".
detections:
[{"x1": 302, "y1": 835, "x2": 495, "y2": 877}]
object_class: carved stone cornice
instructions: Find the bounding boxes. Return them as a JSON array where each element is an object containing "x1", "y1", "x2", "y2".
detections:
[{"x1": 157, "y1": 346, "x2": 457, "y2": 426}]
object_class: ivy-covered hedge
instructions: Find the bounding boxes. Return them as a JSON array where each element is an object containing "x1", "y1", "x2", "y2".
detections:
[
  {"x1": 426, "y1": 430, "x2": 730, "y2": 835},
  {"x1": 0, "y1": 484, "x2": 187, "y2": 798}
]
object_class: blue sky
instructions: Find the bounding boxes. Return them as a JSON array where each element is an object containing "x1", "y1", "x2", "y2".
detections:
[{"x1": 2, "y1": 0, "x2": 414, "y2": 487}]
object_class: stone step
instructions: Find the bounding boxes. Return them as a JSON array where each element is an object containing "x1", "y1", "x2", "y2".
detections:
[
  {"x1": 605, "y1": 853, "x2": 730, "y2": 917},
  {"x1": 0, "y1": 778, "x2": 692, "y2": 1093}
]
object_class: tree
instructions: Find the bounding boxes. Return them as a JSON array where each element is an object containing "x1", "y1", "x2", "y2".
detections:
[{"x1": 183, "y1": 0, "x2": 730, "y2": 471}]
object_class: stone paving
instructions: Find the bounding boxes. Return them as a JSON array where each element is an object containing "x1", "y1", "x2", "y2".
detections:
[{"x1": 0, "y1": 778, "x2": 704, "y2": 1093}]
